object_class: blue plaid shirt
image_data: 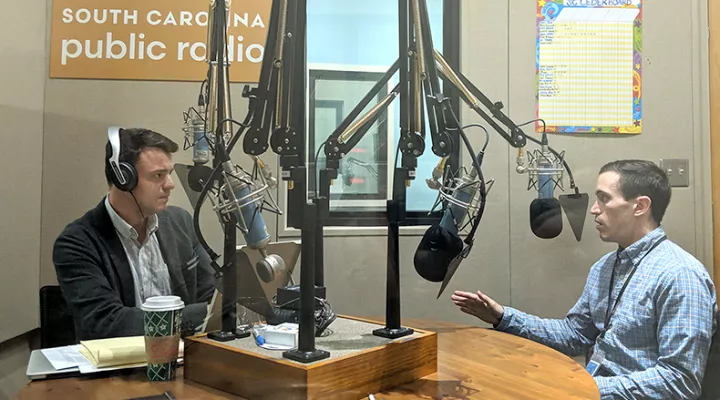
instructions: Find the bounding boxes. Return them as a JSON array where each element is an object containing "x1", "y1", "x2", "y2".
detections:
[{"x1": 496, "y1": 227, "x2": 718, "y2": 399}]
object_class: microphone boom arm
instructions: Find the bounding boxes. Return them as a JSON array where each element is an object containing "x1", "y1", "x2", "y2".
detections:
[
  {"x1": 413, "y1": 0, "x2": 452, "y2": 158},
  {"x1": 243, "y1": 0, "x2": 287, "y2": 156},
  {"x1": 234, "y1": 0, "x2": 333, "y2": 362},
  {"x1": 411, "y1": 0, "x2": 526, "y2": 153},
  {"x1": 324, "y1": 60, "x2": 401, "y2": 169},
  {"x1": 242, "y1": 0, "x2": 305, "y2": 190},
  {"x1": 188, "y1": 0, "x2": 302, "y2": 339}
]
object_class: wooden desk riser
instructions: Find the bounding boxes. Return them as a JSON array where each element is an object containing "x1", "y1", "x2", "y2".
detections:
[{"x1": 183, "y1": 315, "x2": 438, "y2": 400}]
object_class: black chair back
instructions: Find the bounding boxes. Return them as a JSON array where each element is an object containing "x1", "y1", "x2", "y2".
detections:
[
  {"x1": 39, "y1": 285, "x2": 76, "y2": 348},
  {"x1": 701, "y1": 311, "x2": 720, "y2": 400}
]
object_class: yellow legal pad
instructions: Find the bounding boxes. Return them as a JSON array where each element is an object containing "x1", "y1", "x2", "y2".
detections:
[{"x1": 78, "y1": 336, "x2": 184, "y2": 368}]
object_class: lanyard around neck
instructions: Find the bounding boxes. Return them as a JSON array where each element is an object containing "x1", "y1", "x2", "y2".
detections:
[{"x1": 604, "y1": 235, "x2": 667, "y2": 332}]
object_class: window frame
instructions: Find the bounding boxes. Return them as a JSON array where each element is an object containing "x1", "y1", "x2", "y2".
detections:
[{"x1": 282, "y1": 0, "x2": 461, "y2": 231}]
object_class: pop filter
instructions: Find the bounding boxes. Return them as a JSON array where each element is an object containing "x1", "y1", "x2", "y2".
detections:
[
  {"x1": 413, "y1": 224, "x2": 464, "y2": 282},
  {"x1": 529, "y1": 197, "x2": 562, "y2": 239},
  {"x1": 436, "y1": 249, "x2": 465, "y2": 299},
  {"x1": 559, "y1": 191, "x2": 589, "y2": 241}
]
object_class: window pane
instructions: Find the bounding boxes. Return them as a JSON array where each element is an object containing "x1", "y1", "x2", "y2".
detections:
[
  {"x1": 308, "y1": 68, "x2": 390, "y2": 212},
  {"x1": 307, "y1": 0, "x2": 445, "y2": 215}
]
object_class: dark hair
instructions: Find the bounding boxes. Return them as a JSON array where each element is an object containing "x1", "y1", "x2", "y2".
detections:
[
  {"x1": 104, "y1": 128, "x2": 179, "y2": 185},
  {"x1": 599, "y1": 159, "x2": 671, "y2": 225}
]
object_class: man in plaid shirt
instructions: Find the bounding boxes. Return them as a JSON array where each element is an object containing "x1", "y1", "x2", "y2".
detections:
[{"x1": 452, "y1": 160, "x2": 718, "y2": 399}]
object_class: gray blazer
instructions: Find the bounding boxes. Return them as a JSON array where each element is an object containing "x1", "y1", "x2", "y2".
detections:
[{"x1": 53, "y1": 199, "x2": 217, "y2": 341}]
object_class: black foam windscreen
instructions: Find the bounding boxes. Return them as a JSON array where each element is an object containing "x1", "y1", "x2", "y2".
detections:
[
  {"x1": 414, "y1": 224, "x2": 464, "y2": 282},
  {"x1": 187, "y1": 165, "x2": 214, "y2": 192},
  {"x1": 530, "y1": 198, "x2": 563, "y2": 239},
  {"x1": 267, "y1": 307, "x2": 297, "y2": 325}
]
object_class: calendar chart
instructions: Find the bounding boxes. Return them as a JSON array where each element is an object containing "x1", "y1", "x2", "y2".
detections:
[{"x1": 536, "y1": 0, "x2": 642, "y2": 134}]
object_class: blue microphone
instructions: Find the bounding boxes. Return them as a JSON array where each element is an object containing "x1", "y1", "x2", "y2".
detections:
[
  {"x1": 221, "y1": 161, "x2": 286, "y2": 282},
  {"x1": 192, "y1": 123, "x2": 210, "y2": 166},
  {"x1": 537, "y1": 135, "x2": 555, "y2": 200},
  {"x1": 529, "y1": 134, "x2": 562, "y2": 238},
  {"x1": 414, "y1": 165, "x2": 479, "y2": 283},
  {"x1": 184, "y1": 100, "x2": 210, "y2": 165},
  {"x1": 438, "y1": 167, "x2": 479, "y2": 236}
]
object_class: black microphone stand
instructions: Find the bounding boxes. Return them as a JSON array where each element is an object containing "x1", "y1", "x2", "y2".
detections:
[
  {"x1": 318, "y1": 0, "x2": 425, "y2": 339},
  {"x1": 283, "y1": 0, "x2": 331, "y2": 361},
  {"x1": 241, "y1": 0, "x2": 329, "y2": 363},
  {"x1": 210, "y1": 0, "x2": 239, "y2": 339},
  {"x1": 372, "y1": 0, "x2": 416, "y2": 339}
]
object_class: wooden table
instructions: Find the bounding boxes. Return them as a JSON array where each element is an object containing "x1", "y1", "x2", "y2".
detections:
[{"x1": 18, "y1": 320, "x2": 600, "y2": 400}]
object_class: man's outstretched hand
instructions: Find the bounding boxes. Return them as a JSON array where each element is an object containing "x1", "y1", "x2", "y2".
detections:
[{"x1": 451, "y1": 290, "x2": 505, "y2": 326}]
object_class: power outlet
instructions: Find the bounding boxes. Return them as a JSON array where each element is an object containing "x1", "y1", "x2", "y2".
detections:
[{"x1": 659, "y1": 159, "x2": 690, "y2": 187}]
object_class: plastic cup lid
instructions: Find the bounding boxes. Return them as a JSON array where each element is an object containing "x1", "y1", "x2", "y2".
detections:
[{"x1": 141, "y1": 295, "x2": 185, "y2": 311}]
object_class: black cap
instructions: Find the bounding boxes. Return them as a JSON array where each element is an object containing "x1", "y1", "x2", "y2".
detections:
[
  {"x1": 187, "y1": 165, "x2": 214, "y2": 192},
  {"x1": 414, "y1": 224, "x2": 464, "y2": 282}
]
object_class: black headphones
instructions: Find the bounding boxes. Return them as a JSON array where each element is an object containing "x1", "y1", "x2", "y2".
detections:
[{"x1": 107, "y1": 127, "x2": 138, "y2": 192}]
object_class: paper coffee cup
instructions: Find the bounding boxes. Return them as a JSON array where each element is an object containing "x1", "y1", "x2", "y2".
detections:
[{"x1": 141, "y1": 295, "x2": 184, "y2": 381}]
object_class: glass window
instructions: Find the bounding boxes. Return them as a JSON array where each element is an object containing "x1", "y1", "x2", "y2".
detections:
[
  {"x1": 308, "y1": 67, "x2": 391, "y2": 212},
  {"x1": 298, "y1": 0, "x2": 457, "y2": 226}
]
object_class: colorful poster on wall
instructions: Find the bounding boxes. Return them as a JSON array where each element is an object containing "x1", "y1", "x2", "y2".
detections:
[
  {"x1": 49, "y1": 0, "x2": 271, "y2": 82},
  {"x1": 536, "y1": 0, "x2": 642, "y2": 134}
]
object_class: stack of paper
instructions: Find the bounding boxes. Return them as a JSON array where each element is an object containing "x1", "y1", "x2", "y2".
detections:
[
  {"x1": 38, "y1": 336, "x2": 185, "y2": 375},
  {"x1": 78, "y1": 336, "x2": 185, "y2": 368},
  {"x1": 79, "y1": 336, "x2": 146, "y2": 368}
]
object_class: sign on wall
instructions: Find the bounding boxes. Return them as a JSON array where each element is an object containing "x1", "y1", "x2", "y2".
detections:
[
  {"x1": 49, "y1": 0, "x2": 271, "y2": 82},
  {"x1": 536, "y1": 0, "x2": 643, "y2": 134}
]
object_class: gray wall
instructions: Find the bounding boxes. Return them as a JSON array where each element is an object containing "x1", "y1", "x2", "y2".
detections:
[
  {"x1": 0, "y1": 0, "x2": 45, "y2": 342},
  {"x1": 0, "y1": 0, "x2": 713, "y2": 398},
  {"x1": 0, "y1": 0, "x2": 45, "y2": 397}
]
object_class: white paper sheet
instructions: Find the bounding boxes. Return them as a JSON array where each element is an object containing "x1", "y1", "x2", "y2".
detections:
[{"x1": 40, "y1": 345, "x2": 92, "y2": 370}]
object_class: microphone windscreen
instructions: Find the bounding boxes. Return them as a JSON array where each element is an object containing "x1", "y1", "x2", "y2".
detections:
[
  {"x1": 414, "y1": 224, "x2": 464, "y2": 282},
  {"x1": 530, "y1": 198, "x2": 563, "y2": 239},
  {"x1": 187, "y1": 165, "x2": 214, "y2": 193}
]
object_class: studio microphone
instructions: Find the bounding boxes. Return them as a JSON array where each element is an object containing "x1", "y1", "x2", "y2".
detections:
[
  {"x1": 217, "y1": 160, "x2": 287, "y2": 283},
  {"x1": 183, "y1": 97, "x2": 211, "y2": 166},
  {"x1": 518, "y1": 134, "x2": 563, "y2": 239},
  {"x1": 414, "y1": 161, "x2": 481, "y2": 282},
  {"x1": 183, "y1": 97, "x2": 214, "y2": 201}
]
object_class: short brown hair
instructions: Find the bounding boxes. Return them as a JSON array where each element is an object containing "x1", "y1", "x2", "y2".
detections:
[
  {"x1": 104, "y1": 128, "x2": 178, "y2": 184},
  {"x1": 599, "y1": 159, "x2": 671, "y2": 225}
]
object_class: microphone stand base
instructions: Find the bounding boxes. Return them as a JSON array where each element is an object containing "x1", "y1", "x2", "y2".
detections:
[
  {"x1": 207, "y1": 330, "x2": 237, "y2": 342},
  {"x1": 372, "y1": 326, "x2": 414, "y2": 339},
  {"x1": 282, "y1": 348, "x2": 330, "y2": 363}
]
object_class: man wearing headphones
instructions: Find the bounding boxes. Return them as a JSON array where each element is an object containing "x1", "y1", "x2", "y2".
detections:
[{"x1": 53, "y1": 127, "x2": 216, "y2": 341}]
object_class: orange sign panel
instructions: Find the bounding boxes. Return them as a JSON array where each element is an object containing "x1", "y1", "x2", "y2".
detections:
[{"x1": 49, "y1": 0, "x2": 271, "y2": 82}]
